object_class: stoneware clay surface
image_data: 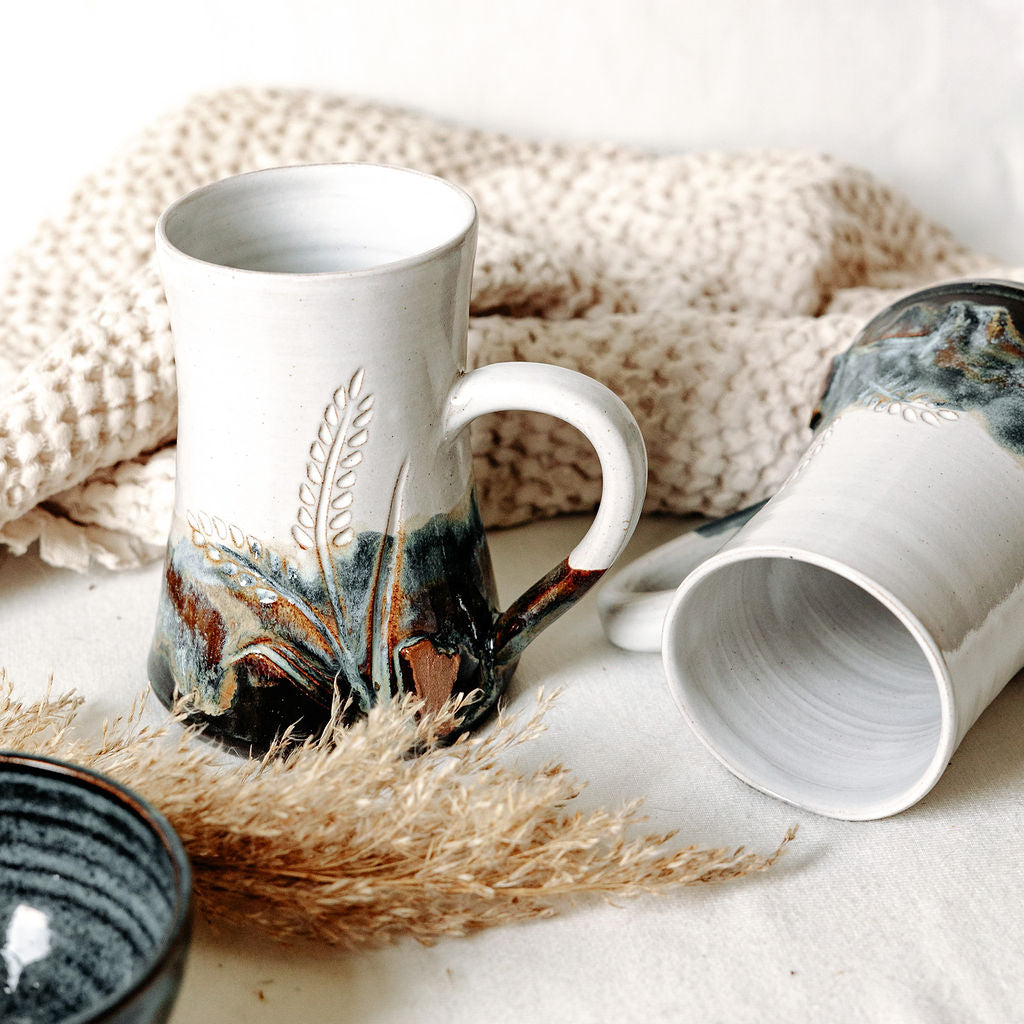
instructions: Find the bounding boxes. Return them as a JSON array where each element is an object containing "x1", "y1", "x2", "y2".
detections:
[
  {"x1": 149, "y1": 163, "x2": 647, "y2": 752},
  {"x1": 600, "y1": 279, "x2": 1024, "y2": 820},
  {"x1": 0, "y1": 751, "x2": 192, "y2": 1024}
]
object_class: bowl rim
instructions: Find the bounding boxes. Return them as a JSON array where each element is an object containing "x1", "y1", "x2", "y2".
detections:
[{"x1": 0, "y1": 750, "x2": 193, "y2": 1024}]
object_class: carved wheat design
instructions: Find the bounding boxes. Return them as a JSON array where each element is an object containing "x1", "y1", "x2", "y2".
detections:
[
  {"x1": 366, "y1": 459, "x2": 410, "y2": 702},
  {"x1": 182, "y1": 368, "x2": 408, "y2": 717},
  {"x1": 862, "y1": 388, "x2": 959, "y2": 425},
  {"x1": 187, "y1": 512, "x2": 370, "y2": 709},
  {"x1": 293, "y1": 369, "x2": 375, "y2": 643},
  {"x1": 189, "y1": 512, "x2": 337, "y2": 650}
]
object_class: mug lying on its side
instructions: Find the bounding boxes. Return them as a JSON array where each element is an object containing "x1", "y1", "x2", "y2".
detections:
[{"x1": 600, "y1": 279, "x2": 1024, "y2": 820}]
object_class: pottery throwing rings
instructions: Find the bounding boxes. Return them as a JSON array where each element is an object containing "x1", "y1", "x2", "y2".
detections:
[
  {"x1": 601, "y1": 279, "x2": 1024, "y2": 820},
  {"x1": 0, "y1": 752, "x2": 192, "y2": 1024}
]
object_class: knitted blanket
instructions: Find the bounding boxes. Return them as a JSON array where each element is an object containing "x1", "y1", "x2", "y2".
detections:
[{"x1": 0, "y1": 87, "x2": 1006, "y2": 571}]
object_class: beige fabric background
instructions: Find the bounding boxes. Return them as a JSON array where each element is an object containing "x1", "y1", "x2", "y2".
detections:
[{"x1": 0, "y1": 87, "x2": 1003, "y2": 570}]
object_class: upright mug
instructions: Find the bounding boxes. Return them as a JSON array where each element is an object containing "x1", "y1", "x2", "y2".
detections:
[{"x1": 149, "y1": 163, "x2": 647, "y2": 752}]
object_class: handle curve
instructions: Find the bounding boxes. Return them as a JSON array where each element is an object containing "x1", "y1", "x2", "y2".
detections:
[
  {"x1": 596, "y1": 500, "x2": 767, "y2": 652},
  {"x1": 445, "y1": 361, "x2": 647, "y2": 665}
]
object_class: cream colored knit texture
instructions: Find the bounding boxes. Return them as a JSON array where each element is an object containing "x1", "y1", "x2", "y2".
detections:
[{"x1": 0, "y1": 87, "x2": 1004, "y2": 570}]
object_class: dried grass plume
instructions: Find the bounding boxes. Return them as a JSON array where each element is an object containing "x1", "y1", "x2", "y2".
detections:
[{"x1": 0, "y1": 674, "x2": 794, "y2": 949}]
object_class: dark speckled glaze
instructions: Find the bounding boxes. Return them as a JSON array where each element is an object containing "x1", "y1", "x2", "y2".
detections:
[
  {"x1": 812, "y1": 279, "x2": 1024, "y2": 451},
  {"x1": 0, "y1": 753, "x2": 192, "y2": 1024},
  {"x1": 148, "y1": 491, "x2": 601, "y2": 753}
]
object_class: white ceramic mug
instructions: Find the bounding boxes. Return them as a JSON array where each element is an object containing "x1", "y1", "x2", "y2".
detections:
[
  {"x1": 600, "y1": 279, "x2": 1024, "y2": 820},
  {"x1": 149, "y1": 163, "x2": 647, "y2": 752}
]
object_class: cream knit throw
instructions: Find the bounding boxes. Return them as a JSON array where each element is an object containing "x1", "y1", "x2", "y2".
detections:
[{"x1": 0, "y1": 87, "x2": 1005, "y2": 571}]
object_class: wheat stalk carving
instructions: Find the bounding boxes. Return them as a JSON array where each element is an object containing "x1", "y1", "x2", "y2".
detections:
[
  {"x1": 186, "y1": 511, "x2": 367, "y2": 708},
  {"x1": 182, "y1": 369, "x2": 414, "y2": 715},
  {"x1": 366, "y1": 460, "x2": 410, "y2": 701},
  {"x1": 293, "y1": 368, "x2": 375, "y2": 645}
]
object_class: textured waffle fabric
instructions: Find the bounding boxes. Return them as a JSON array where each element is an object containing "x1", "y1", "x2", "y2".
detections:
[{"x1": 0, "y1": 87, "x2": 1005, "y2": 570}]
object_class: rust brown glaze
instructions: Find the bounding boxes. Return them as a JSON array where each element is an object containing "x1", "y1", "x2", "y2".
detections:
[
  {"x1": 489, "y1": 559, "x2": 604, "y2": 667},
  {"x1": 163, "y1": 561, "x2": 227, "y2": 679},
  {"x1": 150, "y1": 493, "x2": 606, "y2": 754},
  {"x1": 398, "y1": 638, "x2": 462, "y2": 713},
  {"x1": 150, "y1": 494, "x2": 506, "y2": 752}
]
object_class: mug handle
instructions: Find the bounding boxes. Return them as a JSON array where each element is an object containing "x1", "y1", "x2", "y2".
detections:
[
  {"x1": 444, "y1": 362, "x2": 647, "y2": 666},
  {"x1": 596, "y1": 500, "x2": 767, "y2": 652}
]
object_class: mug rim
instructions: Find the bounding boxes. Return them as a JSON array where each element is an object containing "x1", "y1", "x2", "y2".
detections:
[
  {"x1": 661, "y1": 543, "x2": 958, "y2": 821},
  {"x1": 0, "y1": 750, "x2": 193, "y2": 1024},
  {"x1": 155, "y1": 161, "x2": 478, "y2": 281}
]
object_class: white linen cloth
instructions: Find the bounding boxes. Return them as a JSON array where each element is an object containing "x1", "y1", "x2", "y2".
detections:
[{"x1": 3, "y1": 516, "x2": 1020, "y2": 1023}]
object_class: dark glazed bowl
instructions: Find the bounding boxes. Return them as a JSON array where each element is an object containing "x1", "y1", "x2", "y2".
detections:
[{"x1": 0, "y1": 752, "x2": 192, "y2": 1024}]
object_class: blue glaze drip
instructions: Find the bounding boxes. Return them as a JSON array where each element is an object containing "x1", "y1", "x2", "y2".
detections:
[
  {"x1": 148, "y1": 494, "x2": 507, "y2": 753},
  {"x1": 695, "y1": 499, "x2": 767, "y2": 538}
]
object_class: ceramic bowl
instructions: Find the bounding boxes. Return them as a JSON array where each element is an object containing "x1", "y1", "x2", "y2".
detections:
[{"x1": 0, "y1": 751, "x2": 192, "y2": 1024}]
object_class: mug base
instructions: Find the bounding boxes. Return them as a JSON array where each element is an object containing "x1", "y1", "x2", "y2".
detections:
[{"x1": 147, "y1": 642, "x2": 518, "y2": 757}]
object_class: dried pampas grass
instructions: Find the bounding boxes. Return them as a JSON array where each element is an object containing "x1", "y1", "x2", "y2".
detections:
[{"x1": 0, "y1": 674, "x2": 794, "y2": 949}]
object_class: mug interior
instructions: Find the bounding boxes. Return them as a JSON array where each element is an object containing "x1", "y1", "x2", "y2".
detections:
[
  {"x1": 159, "y1": 163, "x2": 476, "y2": 274},
  {"x1": 666, "y1": 555, "x2": 948, "y2": 819}
]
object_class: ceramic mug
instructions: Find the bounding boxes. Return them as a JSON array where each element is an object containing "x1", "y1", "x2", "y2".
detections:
[
  {"x1": 600, "y1": 279, "x2": 1024, "y2": 820},
  {"x1": 148, "y1": 163, "x2": 647, "y2": 752}
]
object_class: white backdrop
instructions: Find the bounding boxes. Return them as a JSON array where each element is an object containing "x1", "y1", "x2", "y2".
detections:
[
  {"x1": 5, "y1": 5, "x2": 1024, "y2": 1022},
  {"x1": 2, "y1": 0, "x2": 1024, "y2": 263}
]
